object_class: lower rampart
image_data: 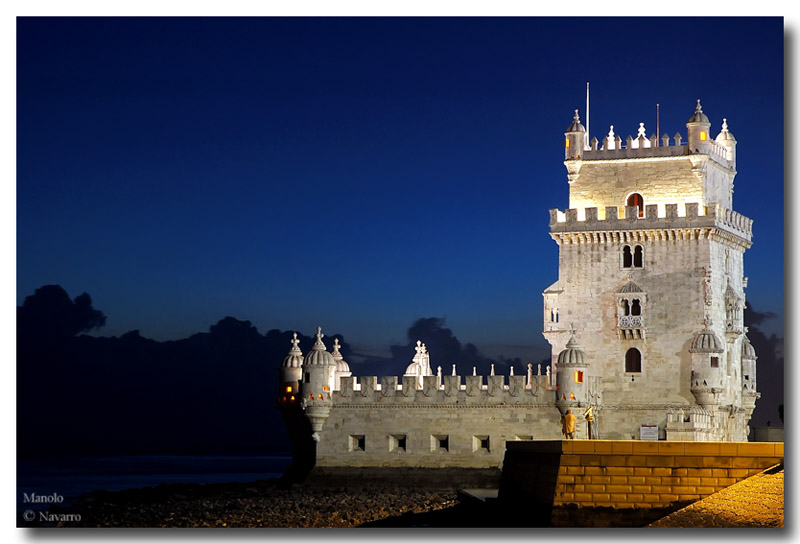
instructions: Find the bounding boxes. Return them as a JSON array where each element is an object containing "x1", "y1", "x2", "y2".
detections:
[{"x1": 499, "y1": 440, "x2": 783, "y2": 527}]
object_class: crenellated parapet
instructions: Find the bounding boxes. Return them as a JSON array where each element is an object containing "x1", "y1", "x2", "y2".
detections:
[
  {"x1": 335, "y1": 373, "x2": 553, "y2": 406},
  {"x1": 549, "y1": 201, "x2": 752, "y2": 246}
]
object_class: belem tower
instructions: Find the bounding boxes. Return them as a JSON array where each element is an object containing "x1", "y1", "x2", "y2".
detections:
[{"x1": 276, "y1": 100, "x2": 759, "y2": 472}]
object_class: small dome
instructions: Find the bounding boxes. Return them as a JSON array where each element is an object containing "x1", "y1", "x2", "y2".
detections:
[
  {"x1": 715, "y1": 118, "x2": 737, "y2": 144},
  {"x1": 690, "y1": 328, "x2": 724, "y2": 353},
  {"x1": 331, "y1": 337, "x2": 350, "y2": 372},
  {"x1": 303, "y1": 326, "x2": 335, "y2": 367},
  {"x1": 687, "y1": 99, "x2": 710, "y2": 124},
  {"x1": 405, "y1": 362, "x2": 420, "y2": 375},
  {"x1": 557, "y1": 334, "x2": 587, "y2": 366},
  {"x1": 741, "y1": 335, "x2": 757, "y2": 360},
  {"x1": 565, "y1": 109, "x2": 586, "y2": 133},
  {"x1": 281, "y1": 332, "x2": 304, "y2": 368}
]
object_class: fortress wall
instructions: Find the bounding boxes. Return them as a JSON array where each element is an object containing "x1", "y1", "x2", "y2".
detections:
[{"x1": 314, "y1": 375, "x2": 562, "y2": 468}]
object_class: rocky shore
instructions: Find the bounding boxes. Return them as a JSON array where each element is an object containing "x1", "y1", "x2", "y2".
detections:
[{"x1": 27, "y1": 479, "x2": 460, "y2": 528}]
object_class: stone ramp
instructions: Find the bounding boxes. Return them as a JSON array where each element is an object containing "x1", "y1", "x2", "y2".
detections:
[{"x1": 647, "y1": 464, "x2": 784, "y2": 528}]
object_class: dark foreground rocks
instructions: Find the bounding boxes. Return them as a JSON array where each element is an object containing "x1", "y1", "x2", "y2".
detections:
[{"x1": 24, "y1": 479, "x2": 459, "y2": 528}]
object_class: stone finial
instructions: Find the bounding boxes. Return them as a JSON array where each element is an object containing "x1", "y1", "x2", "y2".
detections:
[
  {"x1": 437, "y1": 365, "x2": 442, "y2": 378},
  {"x1": 452, "y1": 364, "x2": 457, "y2": 376},
  {"x1": 510, "y1": 366, "x2": 514, "y2": 376},
  {"x1": 537, "y1": 363, "x2": 541, "y2": 375},
  {"x1": 473, "y1": 367, "x2": 477, "y2": 376},
  {"x1": 704, "y1": 315, "x2": 713, "y2": 328},
  {"x1": 312, "y1": 326, "x2": 326, "y2": 349},
  {"x1": 490, "y1": 363, "x2": 495, "y2": 376},
  {"x1": 637, "y1": 122, "x2": 647, "y2": 139},
  {"x1": 546, "y1": 365, "x2": 551, "y2": 377},
  {"x1": 721, "y1": 118, "x2": 728, "y2": 132},
  {"x1": 696, "y1": 99, "x2": 703, "y2": 113},
  {"x1": 332, "y1": 337, "x2": 342, "y2": 356},
  {"x1": 290, "y1": 332, "x2": 301, "y2": 351}
]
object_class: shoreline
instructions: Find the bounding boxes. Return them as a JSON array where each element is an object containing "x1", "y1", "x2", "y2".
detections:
[{"x1": 20, "y1": 478, "x2": 460, "y2": 528}]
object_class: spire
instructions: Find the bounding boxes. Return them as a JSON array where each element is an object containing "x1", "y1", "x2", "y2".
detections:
[
  {"x1": 290, "y1": 332, "x2": 301, "y2": 354},
  {"x1": 312, "y1": 326, "x2": 326, "y2": 350},
  {"x1": 566, "y1": 109, "x2": 586, "y2": 132}
]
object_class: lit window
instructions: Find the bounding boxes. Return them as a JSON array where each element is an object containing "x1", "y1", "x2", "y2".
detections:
[
  {"x1": 323, "y1": 386, "x2": 329, "y2": 391},
  {"x1": 574, "y1": 370, "x2": 584, "y2": 383},
  {"x1": 699, "y1": 131, "x2": 707, "y2": 141},
  {"x1": 565, "y1": 138, "x2": 570, "y2": 148},
  {"x1": 290, "y1": 395, "x2": 295, "y2": 401},
  {"x1": 570, "y1": 393, "x2": 575, "y2": 399},
  {"x1": 626, "y1": 193, "x2": 644, "y2": 218},
  {"x1": 285, "y1": 386, "x2": 293, "y2": 393}
]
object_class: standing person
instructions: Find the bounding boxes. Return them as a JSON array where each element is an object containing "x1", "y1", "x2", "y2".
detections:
[
  {"x1": 561, "y1": 409, "x2": 577, "y2": 439},
  {"x1": 583, "y1": 406, "x2": 595, "y2": 439}
]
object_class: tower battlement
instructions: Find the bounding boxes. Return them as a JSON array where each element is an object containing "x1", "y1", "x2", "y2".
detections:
[{"x1": 549, "y1": 201, "x2": 752, "y2": 244}]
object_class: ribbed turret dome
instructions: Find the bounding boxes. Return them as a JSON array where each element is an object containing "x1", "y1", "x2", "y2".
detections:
[
  {"x1": 688, "y1": 99, "x2": 710, "y2": 124},
  {"x1": 689, "y1": 328, "x2": 724, "y2": 353},
  {"x1": 557, "y1": 334, "x2": 587, "y2": 366},
  {"x1": 281, "y1": 332, "x2": 304, "y2": 368},
  {"x1": 303, "y1": 326, "x2": 335, "y2": 366},
  {"x1": 331, "y1": 337, "x2": 350, "y2": 372},
  {"x1": 565, "y1": 110, "x2": 585, "y2": 133},
  {"x1": 741, "y1": 335, "x2": 757, "y2": 360}
]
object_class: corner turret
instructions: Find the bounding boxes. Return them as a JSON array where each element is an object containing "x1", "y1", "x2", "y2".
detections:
[
  {"x1": 279, "y1": 332, "x2": 303, "y2": 404},
  {"x1": 555, "y1": 332, "x2": 589, "y2": 409},
  {"x1": 301, "y1": 326, "x2": 336, "y2": 440},
  {"x1": 689, "y1": 319, "x2": 725, "y2": 407},
  {"x1": 686, "y1": 99, "x2": 712, "y2": 154},
  {"x1": 564, "y1": 109, "x2": 586, "y2": 160}
]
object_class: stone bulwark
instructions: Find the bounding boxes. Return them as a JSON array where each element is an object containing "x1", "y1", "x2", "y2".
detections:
[{"x1": 499, "y1": 440, "x2": 784, "y2": 527}]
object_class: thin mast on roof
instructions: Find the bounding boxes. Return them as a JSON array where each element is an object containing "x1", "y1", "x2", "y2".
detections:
[
  {"x1": 656, "y1": 103, "x2": 660, "y2": 146},
  {"x1": 585, "y1": 82, "x2": 590, "y2": 150}
]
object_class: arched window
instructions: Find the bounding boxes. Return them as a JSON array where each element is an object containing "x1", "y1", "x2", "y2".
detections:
[
  {"x1": 633, "y1": 245, "x2": 643, "y2": 268},
  {"x1": 625, "y1": 348, "x2": 642, "y2": 373},
  {"x1": 622, "y1": 245, "x2": 632, "y2": 268},
  {"x1": 621, "y1": 299, "x2": 630, "y2": 316},
  {"x1": 627, "y1": 193, "x2": 644, "y2": 218},
  {"x1": 631, "y1": 299, "x2": 641, "y2": 316}
]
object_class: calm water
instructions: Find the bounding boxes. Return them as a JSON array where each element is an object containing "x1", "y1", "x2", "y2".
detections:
[{"x1": 17, "y1": 455, "x2": 292, "y2": 509}]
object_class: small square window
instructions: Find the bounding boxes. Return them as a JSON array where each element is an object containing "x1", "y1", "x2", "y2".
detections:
[
  {"x1": 350, "y1": 435, "x2": 365, "y2": 452},
  {"x1": 431, "y1": 434, "x2": 449, "y2": 452},
  {"x1": 711, "y1": 357, "x2": 719, "y2": 368},
  {"x1": 473, "y1": 435, "x2": 490, "y2": 453},
  {"x1": 304, "y1": 373, "x2": 310, "y2": 384},
  {"x1": 390, "y1": 434, "x2": 407, "y2": 452}
]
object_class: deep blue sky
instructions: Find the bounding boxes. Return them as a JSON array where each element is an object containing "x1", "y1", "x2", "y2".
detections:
[{"x1": 17, "y1": 17, "x2": 784, "y2": 361}]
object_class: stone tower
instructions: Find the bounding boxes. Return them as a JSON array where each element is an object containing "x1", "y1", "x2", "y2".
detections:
[{"x1": 544, "y1": 101, "x2": 758, "y2": 441}]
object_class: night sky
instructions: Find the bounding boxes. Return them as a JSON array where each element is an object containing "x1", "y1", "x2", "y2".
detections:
[{"x1": 17, "y1": 17, "x2": 784, "y2": 364}]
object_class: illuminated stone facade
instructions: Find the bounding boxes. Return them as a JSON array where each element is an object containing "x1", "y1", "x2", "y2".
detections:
[
  {"x1": 277, "y1": 101, "x2": 759, "y2": 472},
  {"x1": 546, "y1": 101, "x2": 758, "y2": 441}
]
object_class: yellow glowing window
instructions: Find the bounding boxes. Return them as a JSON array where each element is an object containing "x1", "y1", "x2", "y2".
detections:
[
  {"x1": 574, "y1": 370, "x2": 584, "y2": 383},
  {"x1": 323, "y1": 386, "x2": 329, "y2": 391},
  {"x1": 699, "y1": 131, "x2": 707, "y2": 141},
  {"x1": 318, "y1": 394, "x2": 323, "y2": 399},
  {"x1": 565, "y1": 138, "x2": 570, "y2": 148},
  {"x1": 285, "y1": 386, "x2": 293, "y2": 393},
  {"x1": 570, "y1": 393, "x2": 575, "y2": 399},
  {"x1": 290, "y1": 395, "x2": 295, "y2": 401},
  {"x1": 309, "y1": 394, "x2": 314, "y2": 399}
]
